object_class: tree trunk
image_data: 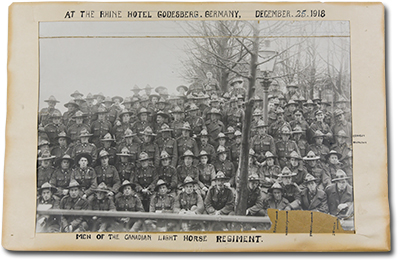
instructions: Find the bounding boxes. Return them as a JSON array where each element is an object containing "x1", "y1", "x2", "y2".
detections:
[{"x1": 235, "y1": 23, "x2": 260, "y2": 216}]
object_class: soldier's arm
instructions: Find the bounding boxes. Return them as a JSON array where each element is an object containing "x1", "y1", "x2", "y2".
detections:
[
  {"x1": 204, "y1": 190, "x2": 215, "y2": 214},
  {"x1": 149, "y1": 195, "x2": 156, "y2": 213},
  {"x1": 84, "y1": 170, "x2": 98, "y2": 197},
  {"x1": 220, "y1": 189, "x2": 235, "y2": 215},
  {"x1": 247, "y1": 192, "x2": 266, "y2": 216}
]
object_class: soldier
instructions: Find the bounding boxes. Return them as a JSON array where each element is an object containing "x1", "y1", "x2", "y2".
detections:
[
  {"x1": 323, "y1": 150, "x2": 345, "y2": 188},
  {"x1": 114, "y1": 180, "x2": 145, "y2": 232},
  {"x1": 134, "y1": 152, "x2": 159, "y2": 211},
  {"x1": 185, "y1": 104, "x2": 205, "y2": 136},
  {"x1": 102, "y1": 96, "x2": 119, "y2": 124},
  {"x1": 131, "y1": 107, "x2": 152, "y2": 139},
  {"x1": 287, "y1": 151, "x2": 308, "y2": 186},
  {"x1": 283, "y1": 100, "x2": 298, "y2": 123},
  {"x1": 157, "y1": 150, "x2": 178, "y2": 194},
  {"x1": 251, "y1": 120, "x2": 276, "y2": 162},
  {"x1": 94, "y1": 150, "x2": 121, "y2": 197},
  {"x1": 291, "y1": 126, "x2": 309, "y2": 157},
  {"x1": 275, "y1": 125, "x2": 300, "y2": 168},
  {"x1": 197, "y1": 150, "x2": 216, "y2": 197},
  {"x1": 97, "y1": 133, "x2": 117, "y2": 166},
  {"x1": 148, "y1": 180, "x2": 176, "y2": 231},
  {"x1": 331, "y1": 130, "x2": 352, "y2": 161},
  {"x1": 115, "y1": 147, "x2": 135, "y2": 183},
  {"x1": 176, "y1": 122, "x2": 199, "y2": 165},
  {"x1": 113, "y1": 109, "x2": 133, "y2": 143},
  {"x1": 50, "y1": 154, "x2": 74, "y2": 198},
  {"x1": 50, "y1": 131, "x2": 73, "y2": 160},
  {"x1": 303, "y1": 151, "x2": 327, "y2": 190},
  {"x1": 289, "y1": 110, "x2": 310, "y2": 139},
  {"x1": 38, "y1": 139, "x2": 51, "y2": 158},
  {"x1": 88, "y1": 182, "x2": 117, "y2": 232},
  {"x1": 309, "y1": 110, "x2": 333, "y2": 145},
  {"x1": 215, "y1": 132, "x2": 232, "y2": 161},
  {"x1": 90, "y1": 106, "x2": 113, "y2": 147},
  {"x1": 302, "y1": 99, "x2": 317, "y2": 125},
  {"x1": 266, "y1": 182, "x2": 290, "y2": 210},
  {"x1": 197, "y1": 129, "x2": 216, "y2": 164},
  {"x1": 230, "y1": 130, "x2": 242, "y2": 171},
  {"x1": 59, "y1": 180, "x2": 89, "y2": 232},
  {"x1": 93, "y1": 92, "x2": 106, "y2": 109},
  {"x1": 203, "y1": 71, "x2": 220, "y2": 94},
  {"x1": 229, "y1": 77, "x2": 246, "y2": 98},
  {"x1": 298, "y1": 174, "x2": 329, "y2": 213},
  {"x1": 67, "y1": 111, "x2": 90, "y2": 143},
  {"x1": 39, "y1": 95, "x2": 62, "y2": 127},
  {"x1": 36, "y1": 182, "x2": 60, "y2": 233},
  {"x1": 130, "y1": 85, "x2": 142, "y2": 98},
  {"x1": 139, "y1": 126, "x2": 160, "y2": 167},
  {"x1": 246, "y1": 174, "x2": 267, "y2": 216},
  {"x1": 268, "y1": 107, "x2": 287, "y2": 139},
  {"x1": 62, "y1": 100, "x2": 80, "y2": 127},
  {"x1": 204, "y1": 171, "x2": 235, "y2": 217},
  {"x1": 284, "y1": 82, "x2": 299, "y2": 102},
  {"x1": 205, "y1": 108, "x2": 225, "y2": 144},
  {"x1": 153, "y1": 110, "x2": 170, "y2": 136},
  {"x1": 176, "y1": 85, "x2": 188, "y2": 96},
  {"x1": 176, "y1": 150, "x2": 200, "y2": 188},
  {"x1": 214, "y1": 146, "x2": 235, "y2": 187},
  {"x1": 325, "y1": 170, "x2": 353, "y2": 218},
  {"x1": 170, "y1": 106, "x2": 185, "y2": 138},
  {"x1": 70, "y1": 153, "x2": 97, "y2": 202},
  {"x1": 155, "y1": 124, "x2": 178, "y2": 168},
  {"x1": 116, "y1": 129, "x2": 140, "y2": 162},
  {"x1": 84, "y1": 93, "x2": 98, "y2": 124},
  {"x1": 278, "y1": 167, "x2": 301, "y2": 210},
  {"x1": 259, "y1": 151, "x2": 281, "y2": 188},
  {"x1": 331, "y1": 109, "x2": 352, "y2": 144},
  {"x1": 37, "y1": 152, "x2": 56, "y2": 188},
  {"x1": 308, "y1": 130, "x2": 330, "y2": 163},
  {"x1": 174, "y1": 176, "x2": 205, "y2": 231},
  {"x1": 71, "y1": 129, "x2": 97, "y2": 165},
  {"x1": 44, "y1": 110, "x2": 66, "y2": 146}
]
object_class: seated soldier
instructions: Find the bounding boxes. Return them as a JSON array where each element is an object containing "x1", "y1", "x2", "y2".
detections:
[
  {"x1": 88, "y1": 182, "x2": 117, "y2": 232},
  {"x1": 37, "y1": 152, "x2": 56, "y2": 189},
  {"x1": 277, "y1": 167, "x2": 302, "y2": 211},
  {"x1": 197, "y1": 150, "x2": 216, "y2": 197},
  {"x1": 176, "y1": 150, "x2": 200, "y2": 188},
  {"x1": 214, "y1": 146, "x2": 235, "y2": 188},
  {"x1": 266, "y1": 182, "x2": 290, "y2": 210},
  {"x1": 94, "y1": 150, "x2": 121, "y2": 197},
  {"x1": 303, "y1": 151, "x2": 327, "y2": 190},
  {"x1": 36, "y1": 182, "x2": 60, "y2": 233},
  {"x1": 114, "y1": 180, "x2": 144, "y2": 232},
  {"x1": 298, "y1": 174, "x2": 329, "y2": 213},
  {"x1": 134, "y1": 152, "x2": 158, "y2": 212},
  {"x1": 60, "y1": 180, "x2": 89, "y2": 232},
  {"x1": 246, "y1": 174, "x2": 267, "y2": 216},
  {"x1": 71, "y1": 153, "x2": 97, "y2": 202},
  {"x1": 50, "y1": 154, "x2": 74, "y2": 198},
  {"x1": 325, "y1": 170, "x2": 353, "y2": 218},
  {"x1": 259, "y1": 151, "x2": 281, "y2": 188},
  {"x1": 287, "y1": 151, "x2": 308, "y2": 186},
  {"x1": 115, "y1": 147, "x2": 135, "y2": 183},
  {"x1": 204, "y1": 171, "x2": 235, "y2": 216}
]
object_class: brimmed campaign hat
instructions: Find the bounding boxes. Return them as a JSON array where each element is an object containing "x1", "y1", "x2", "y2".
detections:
[
  {"x1": 160, "y1": 150, "x2": 172, "y2": 160},
  {"x1": 248, "y1": 173, "x2": 260, "y2": 182},
  {"x1": 278, "y1": 167, "x2": 296, "y2": 177},
  {"x1": 70, "y1": 90, "x2": 84, "y2": 99},
  {"x1": 119, "y1": 109, "x2": 133, "y2": 119},
  {"x1": 176, "y1": 85, "x2": 188, "y2": 92},
  {"x1": 159, "y1": 124, "x2": 173, "y2": 133},
  {"x1": 38, "y1": 152, "x2": 56, "y2": 161},
  {"x1": 138, "y1": 152, "x2": 151, "y2": 162},
  {"x1": 141, "y1": 126, "x2": 157, "y2": 137},
  {"x1": 179, "y1": 122, "x2": 192, "y2": 131},
  {"x1": 119, "y1": 180, "x2": 135, "y2": 193},
  {"x1": 216, "y1": 146, "x2": 228, "y2": 155},
  {"x1": 212, "y1": 171, "x2": 229, "y2": 181},
  {"x1": 44, "y1": 95, "x2": 60, "y2": 103},
  {"x1": 74, "y1": 153, "x2": 93, "y2": 166},
  {"x1": 312, "y1": 130, "x2": 325, "y2": 139},
  {"x1": 332, "y1": 169, "x2": 350, "y2": 182},
  {"x1": 56, "y1": 154, "x2": 74, "y2": 167},
  {"x1": 101, "y1": 133, "x2": 116, "y2": 142},
  {"x1": 116, "y1": 147, "x2": 133, "y2": 157},
  {"x1": 264, "y1": 151, "x2": 277, "y2": 159},
  {"x1": 336, "y1": 130, "x2": 349, "y2": 138},
  {"x1": 181, "y1": 150, "x2": 196, "y2": 159},
  {"x1": 93, "y1": 182, "x2": 110, "y2": 193},
  {"x1": 155, "y1": 179, "x2": 168, "y2": 191},
  {"x1": 98, "y1": 150, "x2": 109, "y2": 160},
  {"x1": 124, "y1": 128, "x2": 136, "y2": 138},
  {"x1": 326, "y1": 150, "x2": 342, "y2": 161},
  {"x1": 291, "y1": 126, "x2": 304, "y2": 135},
  {"x1": 182, "y1": 176, "x2": 197, "y2": 186},
  {"x1": 56, "y1": 131, "x2": 71, "y2": 142},
  {"x1": 288, "y1": 151, "x2": 302, "y2": 160},
  {"x1": 268, "y1": 182, "x2": 283, "y2": 193},
  {"x1": 79, "y1": 129, "x2": 93, "y2": 138},
  {"x1": 72, "y1": 110, "x2": 85, "y2": 118},
  {"x1": 64, "y1": 99, "x2": 79, "y2": 108},
  {"x1": 38, "y1": 182, "x2": 57, "y2": 194},
  {"x1": 303, "y1": 173, "x2": 318, "y2": 184},
  {"x1": 303, "y1": 151, "x2": 320, "y2": 161},
  {"x1": 66, "y1": 179, "x2": 81, "y2": 189},
  {"x1": 198, "y1": 150, "x2": 211, "y2": 160}
]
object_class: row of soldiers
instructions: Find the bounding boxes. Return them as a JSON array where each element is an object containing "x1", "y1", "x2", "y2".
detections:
[{"x1": 37, "y1": 80, "x2": 353, "y2": 232}]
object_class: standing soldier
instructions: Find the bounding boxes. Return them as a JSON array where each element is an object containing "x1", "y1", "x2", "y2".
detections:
[
  {"x1": 37, "y1": 152, "x2": 56, "y2": 188},
  {"x1": 91, "y1": 106, "x2": 113, "y2": 148},
  {"x1": 131, "y1": 108, "x2": 153, "y2": 140},
  {"x1": 44, "y1": 110, "x2": 66, "y2": 147},
  {"x1": 291, "y1": 126, "x2": 309, "y2": 157},
  {"x1": 115, "y1": 147, "x2": 135, "y2": 183},
  {"x1": 284, "y1": 82, "x2": 299, "y2": 102},
  {"x1": 185, "y1": 104, "x2": 205, "y2": 136},
  {"x1": 251, "y1": 120, "x2": 276, "y2": 163},
  {"x1": 325, "y1": 170, "x2": 353, "y2": 218},
  {"x1": 275, "y1": 125, "x2": 300, "y2": 168},
  {"x1": 102, "y1": 96, "x2": 118, "y2": 125},
  {"x1": 303, "y1": 151, "x2": 327, "y2": 190},
  {"x1": 309, "y1": 110, "x2": 333, "y2": 145},
  {"x1": 71, "y1": 129, "x2": 97, "y2": 165},
  {"x1": 114, "y1": 180, "x2": 145, "y2": 232},
  {"x1": 71, "y1": 153, "x2": 97, "y2": 202},
  {"x1": 331, "y1": 109, "x2": 352, "y2": 144},
  {"x1": 50, "y1": 131, "x2": 73, "y2": 160},
  {"x1": 134, "y1": 152, "x2": 159, "y2": 211},
  {"x1": 93, "y1": 92, "x2": 106, "y2": 110},
  {"x1": 139, "y1": 126, "x2": 160, "y2": 167},
  {"x1": 157, "y1": 150, "x2": 178, "y2": 194},
  {"x1": 113, "y1": 109, "x2": 133, "y2": 143},
  {"x1": 323, "y1": 150, "x2": 345, "y2": 188},
  {"x1": 62, "y1": 100, "x2": 80, "y2": 128},
  {"x1": 59, "y1": 180, "x2": 89, "y2": 232},
  {"x1": 88, "y1": 182, "x2": 117, "y2": 232},
  {"x1": 94, "y1": 150, "x2": 121, "y2": 197},
  {"x1": 176, "y1": 122, "x2": 199, "y2": 165},
  {"x1": 67, "y1": 111, "x2": 90, "y2": 144},
  {"x1": 308, "y1": 130, "x2": 330, "y2": 163},
  {"x1": 39, "y1": 95, "x2": 62, "y2": 127},
  {"x1": 50, "y1": 154, "x2": 74, "y2": 198},
  {"x1": 36, "y1": 183, "x2": 60, "y2": 233},
  {"x1": 155, "y1": 124, "x2": 178, "y2": 168}
]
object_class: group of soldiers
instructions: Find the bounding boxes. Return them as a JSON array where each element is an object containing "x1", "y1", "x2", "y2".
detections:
[{"x1": 36, "y1": 73, "x2": 354, "y2": 233}]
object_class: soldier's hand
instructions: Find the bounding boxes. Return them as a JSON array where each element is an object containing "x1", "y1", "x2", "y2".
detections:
[
  {"x1": 215, "y1": 210, "x2": 221, "y2": 215},
  {"x1": 121, "y1": 217, "x2": 129, "y2": 223},
  {"x1": 338, "y1": 203, "x2": 348, "y2": 211},
  {"x1": 62, "y1": 189, "x2": 68, "y2": 196},
  {"x1": 92, "y1": 216, "x2": 97, "y2": 220},
  {"x1": 202, "y1": 186, "x2": 208, "y2": 192},
  {"x1": 82, "y1": 194, "x2": 87, "y2": 200}
]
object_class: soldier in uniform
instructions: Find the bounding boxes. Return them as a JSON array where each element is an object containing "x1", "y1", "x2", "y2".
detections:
[
  {"x1": 309, "y1": 110, "x2": 333, "y2": 145},
  {"x1": 331, "y1": 109, "x2": 352, "y2": 144},
  {"x1": 291, "y1": 126, "x2": 309, "y2": 157},
  {"x1": 97, "y1": 133, "x2": 117, "y2": 166},
  {"x1": 278, "y1": 167, "x2": 301, "y2": 210},
  {"x1": 139, "y1": 126, "x2": 160, "y2": 167},
  {"x1": 215, "y1": 132, "x2": 232, "y2": 161},
  {"x1": 115, "y1": 147, "x2": 135, "y2": 183},
  {"x1": 275, "y1": 125, "x2": 300, "y2": 168},
  {"x1": 289, "y1": 110, "x2": 310, "y2": 141},
  {"x1": 205, "y1": 108, "x2": 225, "y2": 145},
  {"x1": 308, "y1": 130, "x2": 330, "y2": 163},
  {"x1": 229, "y1": 77, "x2": 246, "y2": 98},
  {"x1": 246, "y1": 174, "x2": 268, "y2": 216},
  {"x1": 71, "y1": 129, "x2": 97, "y2": 165},
  {"x1": 176, "y1": 150, "x2": 200, "y2": 188},
  {"x1": 157, "y1": 150, "x2": 178, "y2": 194},
  {"x1": 153, "y1": 110, "x2": 170, "y2": 136},
  {"x1": 298, "y1": 174, "x2": 329, "y2": 213},
  {"x1": 170, "y1": 106, "x2": 185, "y2": 138},
  {"x1": 197, "y1": 129, "x2": 216, "y2": 164},
  {"x1": 70, "y1": 153, "x2": 97, "y2": 202},
  {"x1": 90, "y1": 106, "x2": 113, "y2": 147},
  {"x1": 114, "y1": 180, "x2": 145, "y2": 232},
  {"x1": 283, "y1": 100, "x2": 298, "y2": 123},
  {"x1": 84, "y1": 93, "x2": 98, "y2": 124},
  {"x1": 323, "y1": 150, "x2": 345, "y2": 188},
  {"x1": 203, "y1": 71, "x2": 220, "y2": 94},
  {"x1": 266, "y1": 182, "x2": 290, "y2": 210},
  {"x1": 37, "y1": 152, "x2": 56, "y2": 188},
  {"x1": 176, "y1": 122, "x2": 199, "y2": 165},
  {"x1": 38, "y1": 139, "x2": 51, "y2": 158},
  {"x1": 102, "y1": 96, "x2": 119, "y2": 125},
  {"x1": 185, "y1": 104, "x2": 205, "y2": 136},
  {"x1": 303, "y1": 151, "x2": 327, "y2": 190},
  {"x1": 113, "y1": 109, "x2": 133, "y2": 143},
  {"x1": 259, "y1": 151, "x2": 281, "y2": 188},
  {"x1": 176, "y1": 85, "x2": 188, "y2": 97},
  {"x1": 93, "y1": 92, "x2": 106, "y2": 110},
  {"x1": 39, "y1": 95, "x2": 62, "y2": 127},
  {"x1": 94, "y1": 150, "x2": 121, "y2": 197},
  {"x1": 302, "y1": 99, "x2": 318, "y2": 125},
  {"x1": 148, "y1": 180, "x2": 176, "y2": 231},
  {"x1": 67, "y1": 111, "x2": 90, "y2": 144},
  {"x1": 131, "y1": 107, "x2": 153, "y2": 140},
  {"x1": 50, "y1": 131, "x2": 73, "y2": 160},
  {"x1": 88, "y1": 182, "x2": 117, "y2": 232},
  {"x1": 44, "y1": 110, "x2": 66, "y2": 147},
  {"x1": 134, "y1": 152, "x2": 159, "y2": 211},
  {"x1": 331, "y1": 130, "x2": 352, "y2": 161},
  {"x1": 251, "y1": 120, "x2": 276, "y2": 163},
  {"x1": 50, "y1": 154, "x2": 74, "y2": 198},
  {"x1": 287, "y1": 151, "x2": 308, "y2": 186},
  {"x1": 36, "y1": 183, "x2": 60, "y2": 233},
  {"x1": 155, "y1": 124, "x2": 178, "y2": 168},
  {"x1": 59, "y1": 180, "x2": 89, "y2": 232},
  {"x1": 230, "y1": 130, "x2": 242, "y2": 171},
  {"x1": 62, "y1": 100, "x2": 80, "y2": 128},
  {"x1": 214, "y1": 146, "x2": 235, "y2": 188},
  {"x1": 325, "y1": 170, "x2": 353, "y2": 218},
  {"x1": 116, "y1": 129, "x2": 140, "y2": 162}
]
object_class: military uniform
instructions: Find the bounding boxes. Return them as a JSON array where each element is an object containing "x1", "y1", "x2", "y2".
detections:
[
  {"x1": 288, "y1": 164, "x2": 308, "y2": 186},
  {"x1": 149, "y1": 193, "x2": 175, "y2": 213},
  {"x1": 113, "y1": 122, "x2": 132, "y2": 143},
  {"x1": 115, "y1": 161, "x2": 135, "y2": 182},
  {"x1": 94, "y1": 165, "x2": 121, "y2": 194},
  {"x1": 51, "y1": 145, "x2": 73, "y2": 160},
  {"x1": 139, "y1": 142, "x2": 160, "y2": 167},
  {"x1": 97, "y1": 146, "x2": 117, "y2": 166},
  {"x1": 90, "y1": 120, "x2": 113, "y2": 147},
  {"x1": 198, "y1": 143, "x2": 216, "y2": 163},
  {"x1": 37, "y1": 165, "x2": 55, "y2": 188},
  {"x1": 44, "y1": 123, "x2": 66, "y2": 146},
  {"x1": 176, "y1": 136, "x2": 199, "y2": 163},
  {"x1": 39, "y1": 107, "x2": 61, "y2": 127},
  {"x1": 325, "y1": 183, "x2": 353, "y2": 217},
  {"x1": 299, "y1": 188, "x2": 329, "y2": 213},
  {"x1": 176, "y1": 164, "x2": 200, "y2": 187},
  {"x1": 114, "y1": 194, "x2": 145, "y2": 232},
  {"x1": 174, "y1": 191, "x2": 204, "y2": 214},
  {"x1": 116, "y1": 142, "x2": 140, "y2": 162},
  {"x1": 246, "y1": 187, "x2": 267, "y2": 216},
  {"x1": 280, "y1": 183, "x2": 301, "y2": 204},
  {"x1": 204, "y1": 186, "x2": 235, "y2": 215},
  {"x1": 275, "y1": 140, "x2": 300, "y2": 167},
  {"x1": 308, "y1": 143, "x2": 330, "y2": 163},
  {"x1": 214, "y1": 159, "x2": 235, "y2": 186},
  {"x1": 134, "y1": 165, "x2": 158, "y2": 211},
  {"x1": 157, "y1": 165, "x2": 178, "y2": 191},
  {"x1": 71, "y1": 167, "x2": 97, "y2": 198},
  {"x1": 67, "y1": 123, "x2": 90, "y2": 143},
  {"x1": 198, "y1": 164, "x2": 216, "y2": 189},
  {"x1": 71, "y1": 142, "x2": 97, "y2": 164},
  {"x1": 186, "y1": 115, "x2": 205, "y2": 136},
  {"x1": 250, "y1": 134, "x2": 276, "y2": 161},
  {"x1": 36, "y1": 195, "x2": 60, "y2": 233},
  {"x1": 266, "y1": 197, "x2": 290, "y2": 210},
  {"x1": 155, "y1": 137, "x2": 178, "y2": 167},
  {"x1": 50, "y1": 168, "x2": 73, "y2": 197},
  {"x1": 88, "y1": 196, "x2": 116, "y2": 232},
  {"x1": 60, "y1": 196, "x2": 89, "y2": 232},
  {"x1": 205, "y1": 119, "x2": 225, "y2": 142}
]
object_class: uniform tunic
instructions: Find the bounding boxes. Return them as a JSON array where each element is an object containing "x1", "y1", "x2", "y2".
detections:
[
  {"x1": 67, "y1": 123, "x2": 90, "y2": 143},
  {"x1": 157, "y1": 165, "x2": 178, "y2": 190},
  {"x1": 44, "y1": 123, "x2": 67, "y2": 146},
  {"x1": 246, "y1": 187, "x2": 267, "y2": 216},
  {"x1": 60, "y1": 196, "x2": 89, "y2": 232},
  {"x1": 37, "y1": 166, "x2": 55, "y2": 188},
  {"x1": 50, "y1": 168, "x2": 73, "y2": 197},
  {"x1": 94, "y1": 165, "x2": 121, "y2": 194},
  {"x1": 176, "y1": 165, "x2": 200, "y2": 187},
  {"x1": 71, "y1": 167, "x2": 97, "y2": 197},
  {"x1": 115, "y1": 162, "x2": 135, "y2": 182},
  {"x1": 325, "y1": 183, "x2": 353, "y2": 216},
  {"x1": 155, "y1": 137, "x2": 178, "y2": 167},
  {"x1": 174, "y1": 191, "x2": 204, "y2": 214},
  {"x1": 204, "y1": 186, "x2": 235, "y2": 215},
  {"x1": 299, "y1": 188, "x2": 329, "y2": 213}
]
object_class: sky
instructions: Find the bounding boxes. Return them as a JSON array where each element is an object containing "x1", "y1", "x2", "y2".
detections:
[{"x1": 38, "y1": 20, "x2": 349, "y2": 112}]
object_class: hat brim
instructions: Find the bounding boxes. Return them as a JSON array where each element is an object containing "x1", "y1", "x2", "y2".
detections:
[
  {"x1": 93, "y1": 188, "x2": 110, "y2": 193},
  {"x1": 303, "y1": 156, "x2": 320, "y2": 161},
  {"x1": 118, "y1": 183, "x2": 135, "y2": 193},
  {"x1": 116, "y1": 153, "x2": 133, "y2": 157},
  {"x1": 74, "y1": 153, "x2": 93, "y2": 166},
  {"x1": 38, "y1": 156, "x2": 56, "y2": 161},
  {"x1": 211, "y1": 176, "x2": 230, "y2": 182},
  {"x1": 332, "y1": 176, "x2": 349, "y2": 182},
  {"x1": 56, "y1": 157, "x2": 74, "y2": 166},
  {"x1": 326, "y1": 152, "x2": 342, "y2": 160},
  {"x1": 38, "y1": 186, "x2": 57, "y2": 194}
]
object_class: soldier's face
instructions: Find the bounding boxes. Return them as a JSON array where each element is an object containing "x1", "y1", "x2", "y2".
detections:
[
  {"x1": 290, "y1": 158, "x2": 299, "y2": 167},
  {"x1": 95, "y1": 191, "x2": 106, "y2": 200},
  {"x1": 61, "y1": 159, "x2": 70, "y2": 169},
  {"x1": 79, "y1": 157, "x2": 88, "y2": 168},
  {"x1": 184, "y1": 184, "x2": 194, "y2": 194},
  {"x1": 98, "y1": 113, "x2": 106, "y2": 120},
  {"x1": 315, "y1": 137, "x2": 323, "y2": 145},
  {"x1": 101, "y1": 156, "x2": 109, "y2": 166},
  {"x1": 48, "y1": 101, "x2": 56, "y2": 108},
  {"x1": 272, "y1": 190, "x2": 282, "y2": 201},
  {"x1": 120, "y1": 156, "x2": 129, "y2": 162},
  {"x1": 200, "y1": 156, "x2": 208, "y2": 165},
  {"x1": 329, "y1": 155, "x2": 339, "y2": 165},
  {"x1": 122, "y1": 114, "x2": 130, "y2": 123},
  {"x1": 282, "y1": 134, "x2": 290, "y2": 141},
  {"x1": 316, "y1": 113, "x2": 324, "y2": 121},
  {"x1": 218, "y1": 153, "x2": 227, "y2": 162},
  {"x1": 156, "y1": 115, "x2": 164, "y2": 124},
  {"x1": 41, "y1": 189, "x2": 52, "y2": 201},
  {"x1": 282, "y1": 176, "x2": 291, "y2": 185},
  {"x1": 125, "y1": 137, "x2": 133, "y2": 144},
  {"x1": 123, "y1": 186, "x2": 132, "y2": 196},
  {"x1": 53, "y1": 117, "x2": 61, "y2": 124},
  {"x1": 182, "y1": 130, "x2": 189, "y2": 137},
  {"x1": 215, "y1": 179, "x2": 224, "y2": 190},
  {"x1": 40, "y1": 145, "x2": 50, "y2": 153},
  {"x1": 161, "y1": 158, "x2": 170, "y2": 166},
  {"x1": 235, "y1": 136, "x2": 241, "y2": 144},
  {"x1": 248, "y1": 181, "x2": 259, "y2": 190},
  {"x1": 58, "y1": 138, "x2": 67, "y2": 147},
  {"x1": 210, "y1": 114, "x2": 217, "y2": 121},
  {"x1": 337, "y1": 136, "x2": 346, "y2": 144},
  {"x1": 87, "y1": 99, "x2": 93, "y2": 106},
  {"x1": 41, "y1": 160, "x2": 50, "y2": 168},
  {"x1": 172, "y1": 113, "x2": 183, "y2": 120},
  {"x1": 124, "y1": 103, "x2": 131, "y2": 109},
  {"x1": 143, "y1": 135, "x2": 151, "y2": 143},
  {"x1": 80, "y1": 137, "x2": 89, "y2": 144},
  {"x1": 103, "y1": 141, "x2": 111, "y2": 148},
  {"x1": 140, "y1": 113, "x2": 148, "y2": 121},
  {"x1": 218, "y1": 138, "x2": 226, "y2": 146},
  {"x1": 200, "y1": 136, "x2": 208, "y2": 144},
  {"x1": 288, "y1": 105, "x2": 296, "y2": 111},
  {"x1": 266, "y1": 158, "x2": 274, "y2": 166},
  {"x1": 184, "y1": 157, "x2": 193, "y2": 166},
  {"x1": 307, "y1": 160, "x2": 317, "y2": 167},
  {"x1": 158, "y1": 185, "x2": 168, "y2": 195},
  {"x1": 76, "y1": 117, "x2": 83, "y2": 124},
  {"x1": 336, "y1": 180, "x2": 347, "y2": 192},
  {"x1": 141, "y1": 160, "x2": 149, "y2": 168},
  {"x1": 306, "y1": 181, "x2": 317, "y2": 193},
  {"x1": 258, "y1": 127, "x2": 266, "y2": 135},
  {"x1": 69, "y1": 187, "x2": 80, "y2": 198},
  {"x1": 151, "y1": 97, "x2": 158, "y2": 104}
]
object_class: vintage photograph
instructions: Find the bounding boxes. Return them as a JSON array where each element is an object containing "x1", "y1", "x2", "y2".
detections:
[{"x1": 36, "y1": 19, "x2": 353, "y2": 233}]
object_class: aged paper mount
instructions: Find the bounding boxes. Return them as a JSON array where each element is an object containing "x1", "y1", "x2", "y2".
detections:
[{"x1": 3, "y1": 2, "x2": 389, "y2": 252}]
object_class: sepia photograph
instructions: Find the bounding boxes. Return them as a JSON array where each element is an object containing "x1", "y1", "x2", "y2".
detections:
[{"x1": 36, "y1": 19, "x2": 353, "y2": 233}]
